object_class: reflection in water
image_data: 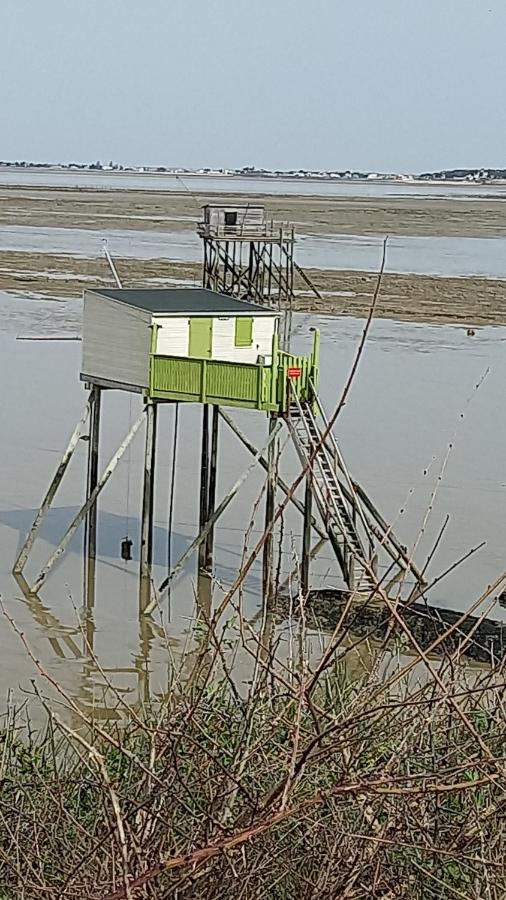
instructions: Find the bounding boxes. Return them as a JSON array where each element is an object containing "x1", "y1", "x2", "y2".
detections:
[
  {"x1": 11, "y1": 545, "x2": 232, "y2": 717},
  {"x1": 14, "y1": 570, "x2": 82, "y2": 661},
  {"x1": 12, "y1": 567, "x2": 162, "y2": 718},
  {"x1": 10, "y1": 542, "x2": 493, "y2": 723}
]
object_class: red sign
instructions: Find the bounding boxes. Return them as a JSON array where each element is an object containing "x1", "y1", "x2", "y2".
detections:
[{"x1": 287, "y1": 367, "x2": 302, "y2": 379}]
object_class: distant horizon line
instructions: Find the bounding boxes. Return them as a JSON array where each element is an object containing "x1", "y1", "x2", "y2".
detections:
[
  {"x1": 0, "y1": 160, "x2": 506, "y2": 182},
  {"x1": 1, "y1": 160, "x2": 506, "y2": 181}
]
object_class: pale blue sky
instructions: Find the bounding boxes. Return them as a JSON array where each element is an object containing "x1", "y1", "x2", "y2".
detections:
[{"x1": 1, "y1": 0, "x2": 504, "y2": 171}]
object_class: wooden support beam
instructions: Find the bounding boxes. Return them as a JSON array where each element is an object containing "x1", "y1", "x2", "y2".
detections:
[
  {"x1": 218, "y1": 408, "x2": 327, "y2": 542},
  {"x1": 280, "y1": 536, "x2": 327, "y2": 594},
  {"x1": 198, "y1": 405, "x2": 210, "y2": 573},
  {"x1": 351, "y1": 479, "x2": 425, "y2": 585},
  {"x1": 204, "y1": 405, "x2": 219, "y2": 571},
  {"x1": 148, "y1": 419, "x2": 283, "y2": 612},
  {"x1": 84, "y1": 385, "x2": 102, "y2": 607},
  {"x1": 301, "y1": 473, "x2": 313, "y2": 595},
  {"x1": 263, "y1": 415, "x2": 278, "y2": 604},
  {"x1": 294, "y1": 260, "x2": 324, "y2": 301},
  {"x1": 140, "y1": 401, "x2": 158, "y2": 600},
  {"x1": 13, "y1": 399, "x2": 90, "y2": 575},
  {"x1": 31, "y1": 410, "x2": 145, "y2": 594}
]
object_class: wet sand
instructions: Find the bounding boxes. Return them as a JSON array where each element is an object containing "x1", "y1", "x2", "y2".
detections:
[
  {"x1": 1, "y1": 184, "x2": 506, "y2": 325},
  {"x1": 2, "y1": 184, "x2": 506, "y2": 237},
  {"x1": 1, "y1": 250, "x2": 505, "y2": 326}
]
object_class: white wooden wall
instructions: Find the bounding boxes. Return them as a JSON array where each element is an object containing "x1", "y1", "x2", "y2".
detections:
[
  {"x1": 211, "y1": 316, "x2": 276, "y2": 363},
  {"x1": 81, "y1": 292, "x2": 151, "y2": 389},
  {"x1": 155, "y1": 317, "x2": 189, "y2": 357},
  {"x1": 154, "y1": 315, "x2": 277, "y2": 364}
]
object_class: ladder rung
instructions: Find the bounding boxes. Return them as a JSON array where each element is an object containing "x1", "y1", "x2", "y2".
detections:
[{"x1": 289, "y1": 399, "x2": 371, "y2": 576}]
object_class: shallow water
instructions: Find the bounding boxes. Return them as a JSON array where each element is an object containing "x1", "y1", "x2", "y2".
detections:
[
  {"x1": 3, "y1": 223, "x2": 506, "y2": 279},
  {"x1": 0, "y1": 293, "x2": 505, "y2": 714},
  {"x1": 299, "y1": 233, "x2": 506, "y2": 278},
  {"x1": 2, "y1": 167, "x2": 506, "y2": 200}
]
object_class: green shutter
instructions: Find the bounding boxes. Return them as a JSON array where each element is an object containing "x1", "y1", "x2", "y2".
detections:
[
  {"x1": 189, "y1": 318, "x2": 213, "y2": 359},
  {"x1": 234, "y1": 317, "x2": 253, "y2": 348}
]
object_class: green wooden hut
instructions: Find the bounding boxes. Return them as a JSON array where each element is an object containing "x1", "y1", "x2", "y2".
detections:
[{"x1": 81, "y1": 288, "x2": 319, "y2": 412}]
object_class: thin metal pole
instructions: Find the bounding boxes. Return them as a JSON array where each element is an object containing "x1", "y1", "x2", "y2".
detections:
[
  {"x1": 232, "y1": 240, "x2": 237, "y2": 295},
  {"x1": 301, "y1": 473, "x2": 313, "y2": 595},
  {"x1": 13, "y1": 399, "x2": 90, "y2": 575},
  {"x1": 263, "y1": 415, "x2": 278, "y2": 603},
  {"x1": 140, "y1": 401, "x2": 158, "y2": 588},
  {"x1": 84, "y1": 386, "x2": 102, "y2": 604},
  {"x1": 204, "y1": 405, "x2": 219, "y2": 571},
  {"x1": 267, "y1": 240, "x2": 273, "y2": 305},
  {"x1": 198, "y1": 405, "x2": 210, "y2": 573},
  {"x1": 32, "y1": 411, "x2": 145, "y2": 593},
  {"x1": 102, "y1": 240, "x2": 123, "y2": 288}
]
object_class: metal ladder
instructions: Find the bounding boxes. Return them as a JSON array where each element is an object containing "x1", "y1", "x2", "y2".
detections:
[{"x1": 285, "y1": 391, "x2": 376, "y2": 593}]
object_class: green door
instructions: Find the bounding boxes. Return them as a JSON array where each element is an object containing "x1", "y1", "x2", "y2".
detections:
[{"x1": 189, "y1": 317, "x2": 213, "y2": 359}]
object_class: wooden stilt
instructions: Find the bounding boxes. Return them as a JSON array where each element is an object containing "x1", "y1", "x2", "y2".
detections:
[
  {"x1": 140, "y1": 401, "x2": 158, "y2": 603},
  {"x1": 148, "y1": 418, "x2": 282, "y2": 611},
  {"x1": 32, "y1": 410, "x2": 146, "y2": 593},
  {"x1": 218, "y1": 408, "x2": 327, "y2": 541},
  {"x1": 262, "y1": 414, "x2": 278, "y2": 603},
  {"x1": 198, "y1": 405, "x2": 210, "y2": 573},
  {"x1": 196, "y1": 571, "x2": 213, "y2": 620},
  {"x1": 204, "y1": 405, "x2": 219, "y2": 571},
  {"x1": 137, "y1": 615, "x2": 152, "y2": 706},
  {"x1": 84, "y1": 386, "x2": 102, "y2": 607},
  {"x1": 13, "y1": 399, "x2": 90, "y2": 575},
  {"x1": 259, "y1": 417, "x2": 279, "y2": 676},
  {"x1": 280, "y1": 535, "x2": 327, "y2": 594},
  {"x1": 301, "y1": 473, "x2": 312, "y2": 595}
]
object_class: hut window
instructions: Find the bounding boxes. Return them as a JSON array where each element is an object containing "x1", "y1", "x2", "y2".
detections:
[
  {"x1": 224, "y1": 211, "x2": 237, "y2": 227},
  {"x1": 235, "y1": 317, "x2": 253, "y2": 348}
]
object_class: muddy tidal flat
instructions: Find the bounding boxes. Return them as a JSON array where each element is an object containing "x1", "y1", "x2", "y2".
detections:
[{"x1": 1, "y1": 183, "x2": 506, "y2": 325}]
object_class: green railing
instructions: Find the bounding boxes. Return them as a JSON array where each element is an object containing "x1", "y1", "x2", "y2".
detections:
[
  {"x1": 150, "y1": 355, "x2": 273, "y2": 410},
  {"x1": 148, "y1": 329, "x2": 320, "y2": 413},
  {"x1": 271, "y1": 330, "x2": 320, "y2": 411}
]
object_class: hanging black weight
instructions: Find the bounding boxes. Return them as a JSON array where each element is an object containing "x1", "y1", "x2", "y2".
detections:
[{"x1": 121, "y1": 538, "x2": 133, "y2": 561}]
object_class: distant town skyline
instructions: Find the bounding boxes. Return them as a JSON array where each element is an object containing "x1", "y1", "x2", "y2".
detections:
[
  {"x1": 2, "y1": 0, "x2": 505, "y2": 172},
  {"x1": 1, "y1": 159, "x2": 504, "y2": 183}
]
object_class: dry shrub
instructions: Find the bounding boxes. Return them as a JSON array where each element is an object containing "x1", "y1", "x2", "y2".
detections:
[{"x1": 0, "y1": 594, "x2": 505, "y2": 900}]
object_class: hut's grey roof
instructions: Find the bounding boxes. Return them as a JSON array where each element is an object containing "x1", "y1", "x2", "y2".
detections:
[{"x1": 94, "y1": 288, "x2": 274, "y2": 316}]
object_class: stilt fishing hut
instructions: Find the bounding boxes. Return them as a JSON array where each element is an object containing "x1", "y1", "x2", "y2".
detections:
[
  {"x1": 80, "y1": 287, "x2": 314, "y2": 410},
  {"x1": 14, "y1": 207, "x2": 425, "y2": 612},
  {"x1": 198, "y1": 204, "x2": 296, "y2": 347}
]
